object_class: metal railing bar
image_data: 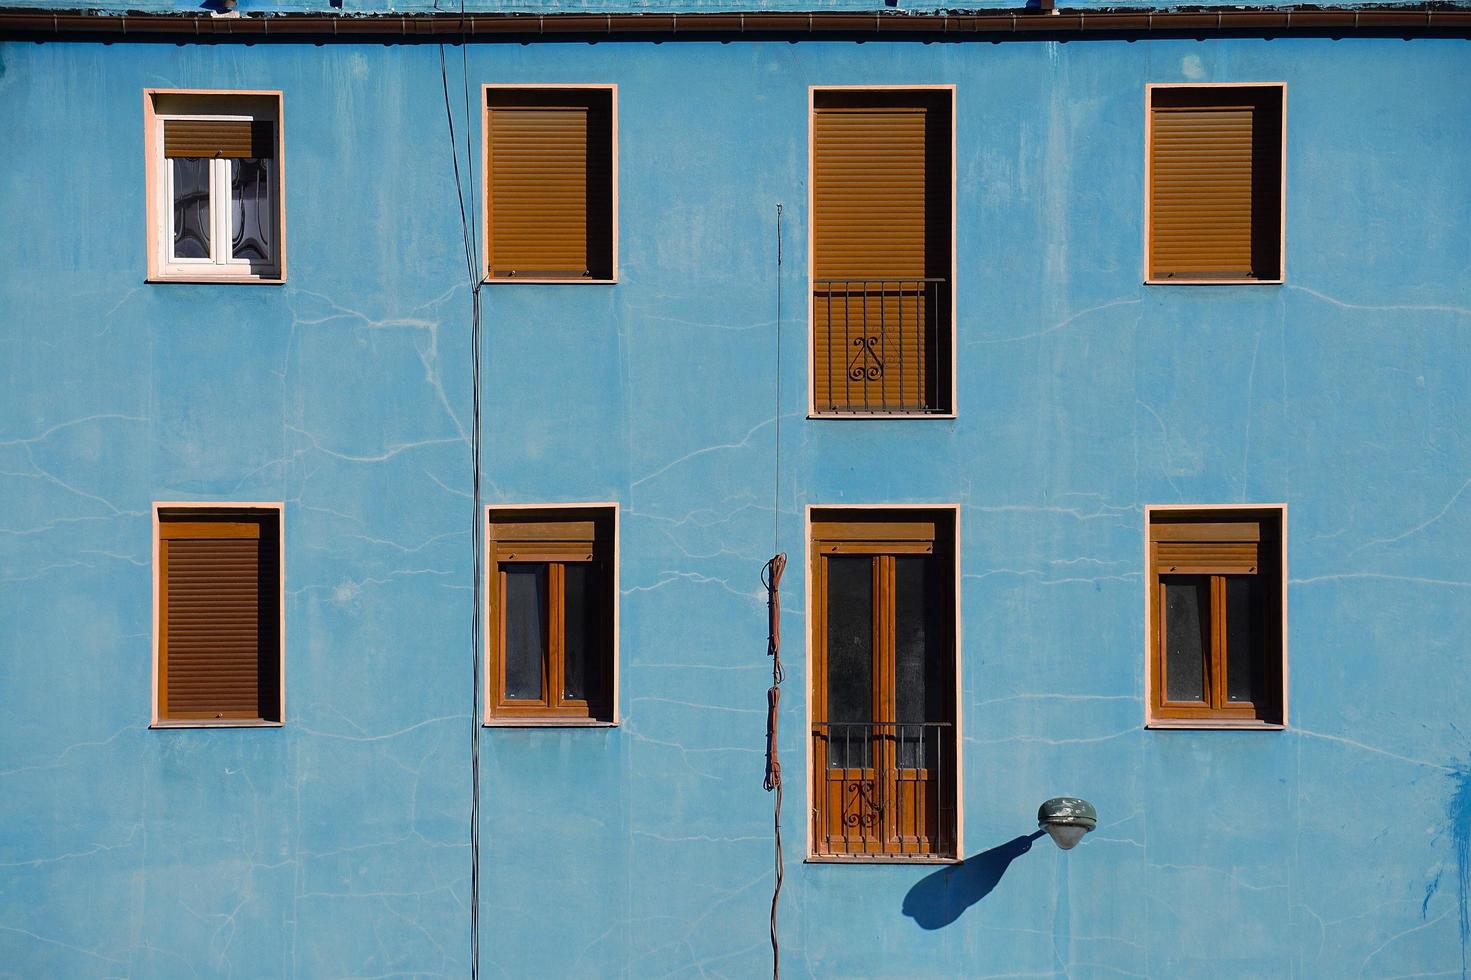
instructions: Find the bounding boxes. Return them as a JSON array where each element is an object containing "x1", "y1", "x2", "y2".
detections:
[
  {"x1": 843, "y1": 283, "x2": 851, "y2": 414},
  {"x1": 894, "y1": 279, "x2": 903, "y2": 411},
  {"x1": 825, "y1": 283, "x2": 834, "y2": 413}
]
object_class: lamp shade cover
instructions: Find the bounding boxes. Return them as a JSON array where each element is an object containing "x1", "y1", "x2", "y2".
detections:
[{"x1": 1037, "y1": 797, "x2": 1098, "y2": 850}]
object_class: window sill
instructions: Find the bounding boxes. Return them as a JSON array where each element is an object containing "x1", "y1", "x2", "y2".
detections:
[
  {"x1": 148, "y1": 275, "x2": 285, "y2": 286},
  {"x1": 1146, "y1": 718, "x2": 1285, "y2": 731},
  {"x1": 482, "y1": 277, "x2": 617, "y2": 286},
  {"x1": 806, "y1": 855, "x2": 960, "y2": 866},
  {"x1": 483, "y1": 718, "x2": 618, "y2": 729},
  {"x1": 1144, "y1": 278, "x2": 1283, "y2": 286},
  {"x1": 151, "y1": 719, "x2": 283, "y2": 729}
]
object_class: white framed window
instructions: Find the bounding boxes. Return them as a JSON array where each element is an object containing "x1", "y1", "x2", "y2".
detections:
[{"x1": 145, "y1": 91, "x2": 284, "y2": 283}]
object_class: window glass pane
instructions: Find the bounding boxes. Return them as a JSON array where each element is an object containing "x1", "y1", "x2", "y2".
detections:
[
  {"x1": 1225, "y1": 576, "x2": 1262, "y2": 703},
  {"x1": 825, "y1": 556, "x2": 873, "y2": 769},
  {"x1": 230, "y1": 157, "x2": 272, "y2": 262},
  {"x1": 171, "y1": 158, "x2": 211, "y2": 259},
  {"x1": 562, "y1": 562, "x2": 602, "y2": 703},
  {"x1": 1163, "y1": 576, "x2": 1210, "y2": 703},
  {"x1": 894, "y1": 555, "x2": 941, "y2": 769},
  {"x1": 503, "y1": 564, "x2": 546, "y2": 701}
]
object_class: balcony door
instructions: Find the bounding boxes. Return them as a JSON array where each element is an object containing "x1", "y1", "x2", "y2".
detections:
[
  {"x1": 811, "y1": 89, "x2": 952, "y2": 415},
  {"x1": 811, "y1": 512, "x2": 956, "y2": 859}
]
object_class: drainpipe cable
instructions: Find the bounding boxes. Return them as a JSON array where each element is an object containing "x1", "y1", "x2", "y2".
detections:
[{"x1": 763, "y1": 202, "x2": 787, "y2": 980}]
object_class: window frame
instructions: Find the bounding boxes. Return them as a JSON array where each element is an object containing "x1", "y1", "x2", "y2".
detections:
[
  {"x1": 1142, "y1": 82, "x2": 1287, "y2": 286},
  {"x1": 483, "y1": 503, "x2": 619, "y2": 727},
  {"x1": 1144, "y1": 504, "x2": 1288, "y2": 730},
  {"x1": 806, "y1": 85, "x2": 958, "y2": 419},
  {"x1": 151, "y1": 501, "x2": 285, "y2": 729},
  {"x1": 479, "y1": 83, "x2": 619, "y2": 285},
  {"x1": 805, "y1": 504, "x2": 963, "y2": 863},
  {"x1": 143, "y1": 89, "x2": 286, "y2": 284}
]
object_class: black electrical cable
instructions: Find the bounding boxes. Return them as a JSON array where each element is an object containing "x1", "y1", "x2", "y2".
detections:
[
  {"x1": 439, "y1": 42, "x2": 479, "y2": 283},
  {"x1": 439, "y1": 28, "x2": 484, "y2": 980}
]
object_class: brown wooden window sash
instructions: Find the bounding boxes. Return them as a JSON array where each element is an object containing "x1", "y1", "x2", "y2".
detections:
[
  {"x1": 1148, "y1": 514, "x2": 1282, "y2": 725},
  {"x1": 810, "y1": 514, "x2": 956, "y2": 859},
  {"x1": 488, "y1": 512, "x2": 614, "y2": 722},
  {"x1": 157, "y1": 511, "x2": 281, "y2": 724}
]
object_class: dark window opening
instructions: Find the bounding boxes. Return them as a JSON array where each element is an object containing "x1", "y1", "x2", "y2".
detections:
[
  {"x1": 486, "y1": 88, "x2": 614, "y2": 281},
  {"x1": 1148, "y1": 85, "x2": 1284, "y2": 282}
]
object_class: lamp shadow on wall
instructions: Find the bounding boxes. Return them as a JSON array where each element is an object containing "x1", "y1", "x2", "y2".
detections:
[{"x1": 901, "y1": 830, "x2": 1046, "y2": 930}]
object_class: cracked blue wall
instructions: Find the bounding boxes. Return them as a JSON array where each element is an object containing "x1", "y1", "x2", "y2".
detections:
[{"x1": 1, "y1": 33, "x2": 1469, "y2": 979}]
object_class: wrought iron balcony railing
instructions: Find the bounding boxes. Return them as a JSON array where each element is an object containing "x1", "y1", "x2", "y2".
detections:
[
  {"x1": 812, "y1": 721, "x2": 956, "y2": 859},
  {"x1": 813, "y1": 278, "x2": 947, "y2": 416}
]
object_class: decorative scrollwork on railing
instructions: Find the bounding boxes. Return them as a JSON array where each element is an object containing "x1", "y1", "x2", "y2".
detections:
[
  {"x1": 843, "y1": 779, "x2": 883, "y2": 829},
  {"x1": 847, "y1": 335, "x2": 884, "y2": 383}
]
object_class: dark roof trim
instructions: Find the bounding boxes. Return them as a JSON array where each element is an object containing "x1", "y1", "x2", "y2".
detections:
[{"x1": 2, "y1": 5, "x2": 1470, "y2": 41}]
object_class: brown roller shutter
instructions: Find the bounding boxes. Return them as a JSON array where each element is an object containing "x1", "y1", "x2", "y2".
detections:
[
  {"x1": 1150, "y1": 520, "x2": 1261, "y2": 574},
  {"x1": 810, "y1": 519, "x2": 937, "y2": 545},
  {"x1": 489, "y1": 106, "x2": 588, "y2": 277},
  {"x1": 158, "y1": 513, "x2": 280, "y2": 722},
  {"x1": 813, "y1": 108, "x2": 928, "y2": 282},
  {"x1": 164, "y1": 119, "x2": 274, "y2": 158},
  {"x1": 813, "y1": 92, "x2": 949, "y2": 414},
  {"x1": 1148, "y1": 87, "x2": 1282, "y2": 280},
  {"x1": 489, "y1": 510, "x2": 604, "y2": 563}
]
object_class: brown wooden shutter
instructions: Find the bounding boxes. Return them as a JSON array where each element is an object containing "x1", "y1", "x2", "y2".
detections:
[
  {"x1": 810, "y1": 519, "x2": 937, "y2": 547},
  {"x1": 164, "y1": 119, "x2": 274, "y2": 158},
  {"x1": 159, "y1": 516, "x2": 279, "y2": 721},
  {"x1": 489, "y1": 513, "x2": 600, "y2": 562},
  {"x1": 1148, "y1": 87, "x2": 1282, "y2": 280},
  {"x1": 1150, "y1": 520, "x2": 1260, "y2": 574},
  {"x1": 488, "y1": 105, "x2": 590, "y2": 278},
  {"x1": 813, "y1": 108, "x2": 928, "y2": 282},
  {"x1": 813, "y1": 105, "x2": 929, "y2": 411}
]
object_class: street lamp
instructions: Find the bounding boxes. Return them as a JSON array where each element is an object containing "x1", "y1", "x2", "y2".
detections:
[{"x1": 1037, "y1": 797, "x2": 1097, "y2": 850}]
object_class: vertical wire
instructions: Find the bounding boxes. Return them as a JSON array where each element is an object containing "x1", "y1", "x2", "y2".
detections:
[
  {"x1": 775, "y1": 202, "x2": 782, "y2": 559},
  {"x1": 439, "y1": 26, "x2": 484, "y2": 980}
]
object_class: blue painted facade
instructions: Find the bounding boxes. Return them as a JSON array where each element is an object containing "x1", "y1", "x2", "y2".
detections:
[{"x1": 2, "y1": 23, "x2": 1470, "y2": 979}]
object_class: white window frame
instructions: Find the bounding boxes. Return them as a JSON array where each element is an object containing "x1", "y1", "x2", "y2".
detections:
[{"x1": 145, "y1": 90, "x2": 284, "y2": 284}]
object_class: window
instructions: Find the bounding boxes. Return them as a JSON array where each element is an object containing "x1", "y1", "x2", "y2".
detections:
[
  {"x1": 486, "y1": 508, "x2": 616, "y2": 723},
  {"x1": 1146, "y1": 84, "x2": 1285, "y2": 283},
  {"x1": 811, "y1": 88, "x2": 953, "y2": 416},
  {"x1": 154, "y1": 506, "x2": 283, "y2": 726},
  {"x1": 484, "y1": 87, "x2": 616, "y2": 282},
  {"x1": 1147, "y1": 508, "x2": 1284, "y2": 727},
  {"x1": 810, "y1": 509, "x2": 957, "y2": 860},
  {"x1": 145, "y1": 91, "x2": 283, "y2": 282}
]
